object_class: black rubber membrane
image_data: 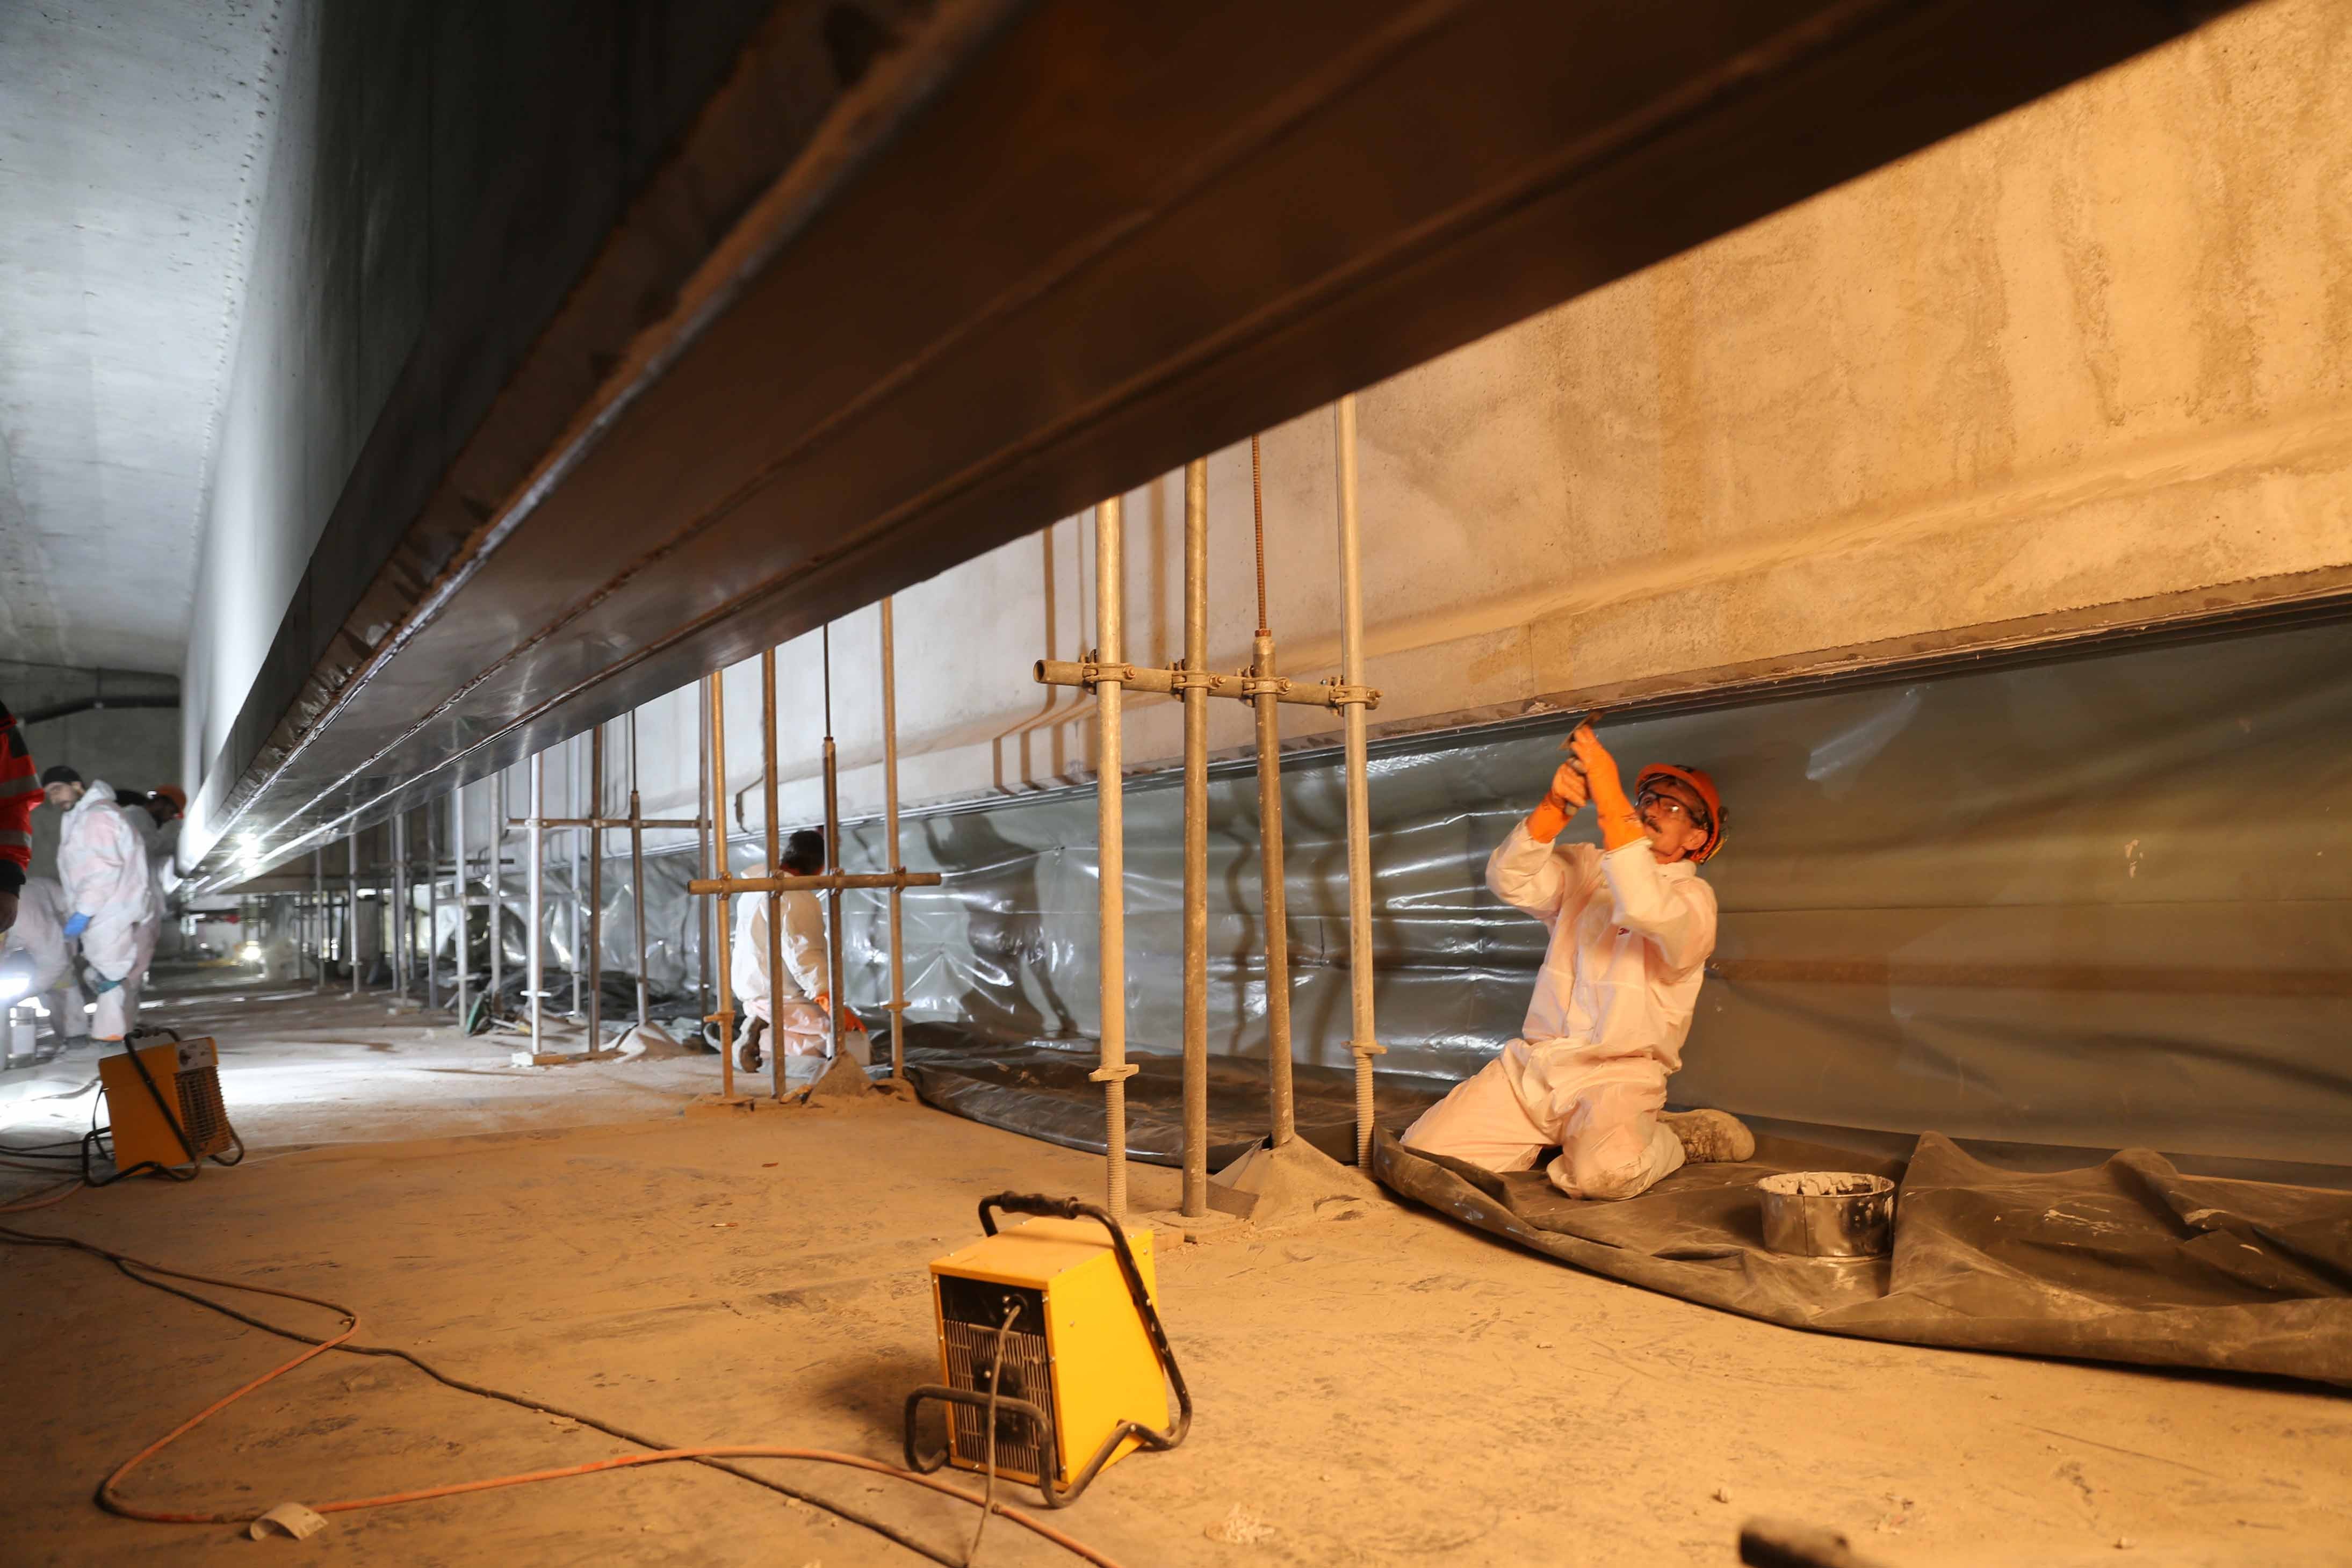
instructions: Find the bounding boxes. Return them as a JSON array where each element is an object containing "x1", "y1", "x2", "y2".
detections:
[
  {"x1": 901, "y1": 1024, "x2": 2352, "y2": 1388},
  {"x1": 899, "y1": 1021, "x2": 1448, "y2": 1170},
  {"x1": 1374, "y1": 1128, "x2": 2352, "y2": 1389}
]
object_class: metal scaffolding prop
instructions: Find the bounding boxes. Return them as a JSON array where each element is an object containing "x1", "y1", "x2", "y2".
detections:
[
  {"x1": 1034, "y1": 420, "x2": 1387, "y2": 1210},
  {"x1": 682, "y1": 618, "x2": 939, "y2": 1103}
]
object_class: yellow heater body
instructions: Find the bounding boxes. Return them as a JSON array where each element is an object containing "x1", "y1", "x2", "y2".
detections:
[
  {"x1": 98, "y1": 1036, "x2": 234, "y2": 1170},
  {"x1": 927, "y1": 1216, "x2": 1166, "y2": 1489}
]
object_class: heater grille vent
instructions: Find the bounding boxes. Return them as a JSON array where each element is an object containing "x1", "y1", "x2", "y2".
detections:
[
  {"x1": 175, "y1": 1064, "x2": 233, "y2": 1158},
  {"x1": 942, "y1": 1316, "x2": 1054, "y2": 1482}
]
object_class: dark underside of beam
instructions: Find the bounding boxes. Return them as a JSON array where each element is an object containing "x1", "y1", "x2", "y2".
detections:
[{"x1": 189, "y1": 0, "x2": 2238, "y2": 891}]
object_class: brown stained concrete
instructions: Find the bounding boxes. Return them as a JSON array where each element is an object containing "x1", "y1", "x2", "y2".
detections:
[{"x1": 5, "y1": 989, "x2": 2350, "y2": 1566}]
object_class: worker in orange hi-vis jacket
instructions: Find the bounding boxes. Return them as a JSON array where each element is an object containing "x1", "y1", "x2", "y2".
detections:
[{"x1": 0, "y1": 697, "x2": 38, "y2": 936}]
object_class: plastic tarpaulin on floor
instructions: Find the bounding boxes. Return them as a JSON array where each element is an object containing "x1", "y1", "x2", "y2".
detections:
[{"x1": 1374, "y1": 1129, "x2": 2352, "y2": 1388}]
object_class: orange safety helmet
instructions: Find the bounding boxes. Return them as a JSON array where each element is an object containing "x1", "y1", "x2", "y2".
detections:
[
  {"x1": 1635, "y1": 763, "x2": 1726, "y2": 863},
  {"x1": 151, "y1": 784, "x2": 187, "y2": 818}
]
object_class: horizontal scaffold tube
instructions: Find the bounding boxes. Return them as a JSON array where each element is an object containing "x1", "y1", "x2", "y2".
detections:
[
  {"x1": 507, "y1": 817, "x2": 709, "y2": 830},
  {"x1": 1035, "y1": 659, "x2": 1377, "y2": 710},
  {"x1": 686, "y1": 872, "x2": 943, "y2": 895}
]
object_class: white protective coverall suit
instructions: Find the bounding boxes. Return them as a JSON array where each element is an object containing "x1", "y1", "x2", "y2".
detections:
[
  {"x1": 1402, "y1": 823, "x2": 1718, "y2": 1199},
  {"x1": 57, "y1": 781, "x2": 162, "y2": 1042},
  {"x1": 730, "y1": 889, "x2": 869, "y2": 1066},
  {"x1": 1, "y1": 876, "x2": 86, "y2": 1044},
  {"x1": 132, "y1": 811, "x2": 181, "y2": 959}
]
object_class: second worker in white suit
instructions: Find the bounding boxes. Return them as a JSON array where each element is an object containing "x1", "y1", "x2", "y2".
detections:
[
  {"x1": 731, "y1": 827, "x2": 867, "y2": 1078},
  {"x1": 42, "y1": 767, "x2": 161, "y2": 1043},
  {"x1": 1403, "y1": 721, "x2": 1754, "y2": 1200}
]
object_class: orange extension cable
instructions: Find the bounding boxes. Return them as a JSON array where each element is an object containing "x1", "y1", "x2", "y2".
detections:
[{"x1": 0, "y1": 1224, "x2": 1132, "y2": 1567}]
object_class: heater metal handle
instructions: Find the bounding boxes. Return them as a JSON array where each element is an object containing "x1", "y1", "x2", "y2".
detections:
[{"x1": 976, "y1": 1191, "x2": 1086, "y2": 1234}]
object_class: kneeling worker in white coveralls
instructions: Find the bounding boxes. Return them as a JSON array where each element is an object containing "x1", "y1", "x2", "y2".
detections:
[
  {"x1": 1403, "y1": 721, "x2": 1754, "y2": 1199},
  {"x1": 730, "y1": 827, "x2": 867, "y2": 1078}
]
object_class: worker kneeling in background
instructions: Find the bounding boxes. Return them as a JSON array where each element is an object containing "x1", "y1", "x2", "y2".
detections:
[
  {"x1": 1403, "y1": 721, "x2": 1752, "y2": 1200},
  {"x1": 730, "y1": 827, "x2": 866, "y2": 1078}
]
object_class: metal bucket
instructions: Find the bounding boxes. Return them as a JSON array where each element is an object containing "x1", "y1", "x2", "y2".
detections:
[{"x1": 1757, "y1": 1172, "x2": 1895, "y2": 1258}]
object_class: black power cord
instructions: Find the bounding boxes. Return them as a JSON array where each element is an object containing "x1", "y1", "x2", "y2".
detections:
[{"x1": 966, "y1": 1298, "x2": 1023, "y2": 1565}]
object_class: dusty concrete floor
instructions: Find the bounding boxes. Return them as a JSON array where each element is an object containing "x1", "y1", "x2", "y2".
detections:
[{"x1": 2, "y1": 982, "x2": 2348, "y2": 1567}]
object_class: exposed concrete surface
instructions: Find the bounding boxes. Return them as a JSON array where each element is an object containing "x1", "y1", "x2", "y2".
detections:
[
  {"x1": 640, "y1": 0, "x2": 2352, "y2": 832},
  {"x1": 1, "y1": 659, "x2": 178, "y2": 880},
  {"x1": 0, "y1": 0, "x2": 284, "y2": 672},
  {"x1": 2, "y1": 984, "x2": 2348, "y2": 1565}
]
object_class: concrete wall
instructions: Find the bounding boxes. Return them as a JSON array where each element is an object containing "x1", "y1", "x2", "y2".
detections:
[
  {"x1": 181, "y1": 0, "x2": 774, "y2": 855},
  {"x1": 2, "y1": 661, "x2": 178, "y2": 881},
  {"x1": 555, "y1": 0, "x2": 2346, "y2": 837}
]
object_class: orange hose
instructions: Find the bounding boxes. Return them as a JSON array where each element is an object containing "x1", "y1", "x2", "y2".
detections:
[{"x1": 6, "y1": 1229, "x2": 1128, "y2": 1566}]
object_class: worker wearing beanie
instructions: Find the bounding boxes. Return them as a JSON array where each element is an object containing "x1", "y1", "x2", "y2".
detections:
[
  {"x1": 1402, "y1": 720, "x2": 1752, "y2": 1200},
  {"x1": 42, "y1": 765, "x2": 161, "y2": 1042}
]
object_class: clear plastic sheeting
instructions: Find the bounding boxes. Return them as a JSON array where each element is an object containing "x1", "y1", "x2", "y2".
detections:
[{"x1": 509, "y1": 615, "x2": 2351, "y2": 1168}]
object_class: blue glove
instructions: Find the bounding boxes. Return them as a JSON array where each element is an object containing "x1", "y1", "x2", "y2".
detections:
[
  {"x1": 91, "y1": 974, "x2": 121, "y2": 995},
  {"x1": 62, "y1": 912, "x2": 90, "y2": 939}
]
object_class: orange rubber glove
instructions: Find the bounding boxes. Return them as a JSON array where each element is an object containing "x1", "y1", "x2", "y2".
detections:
[
  {"x1": 1568, "y1": 726, "x2": 1645, "y2": 850},
  {"x1": 1527, "y1": 755, "x2": 1589, "y2": 843}
]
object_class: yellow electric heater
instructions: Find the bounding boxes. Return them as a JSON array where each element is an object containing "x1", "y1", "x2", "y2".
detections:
[
  {"x1": 905, "y1": 1193, "x2": 1190, "y2": 1505},
  {"x1": 96, "y1": 1034, "x2": 242, "y2": 1176}
]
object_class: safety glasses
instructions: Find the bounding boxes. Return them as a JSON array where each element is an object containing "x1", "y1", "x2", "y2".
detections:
[{"x1": 1635, "y1": 786, "x2": 1711, "y2": 834}]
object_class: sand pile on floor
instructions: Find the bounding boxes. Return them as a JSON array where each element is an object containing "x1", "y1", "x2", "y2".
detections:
[
  {"x1": 799, "y1": 1054, "x2": 876, "y2": 1107},
  {"x1": 1212, "y1": 1137, "x2": 1384, "y2": 1229}
]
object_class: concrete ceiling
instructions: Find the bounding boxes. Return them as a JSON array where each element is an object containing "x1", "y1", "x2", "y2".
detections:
[{"x1": 0, "y1": 0, "x2": 283, "y2": 674}]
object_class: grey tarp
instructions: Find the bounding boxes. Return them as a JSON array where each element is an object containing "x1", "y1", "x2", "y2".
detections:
[{"x1": 1374, "y1": 1129, "x2": 2352, "y2": 1388}]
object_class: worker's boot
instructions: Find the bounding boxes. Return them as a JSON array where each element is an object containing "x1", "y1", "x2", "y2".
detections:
[
  {"x1": 737, "y1": 1019, "x2": 766, "y2": 1075},
  {"x1": 1661, "y1": 1108, "x2": 1755, "y2": 1164}
]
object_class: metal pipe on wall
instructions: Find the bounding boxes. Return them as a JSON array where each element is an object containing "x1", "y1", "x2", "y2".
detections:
[
  {"x1": 629, "y1": 710, "x2": 650, "y2": 1032},
  {"x1": 312, "y1": 848, "x2": 324, "y2": 992},
  {"x1": 880, "y1": 597, "x2": 907, "y2": 1082},
  {"x1": 347, "y1": 833, "x2": 360, "y2": 997},
  {"x1": 697, "y1": 678, "x2": 714, "y2": 1028},
  {"x1": 453, "y1": 782, "x2": 471, "y2": 1025},
  {"x1": 1251, "y1": 441, "x2": 1296, "y2": 1148},
  {"x1": 488, "y1": 772, "x2": 504, "y2": 1009},
  {"x1": 571, "y1": 734, "x2": 584, "y2": 1020},
  {"x1": 1334, "y1": 394, "x2": 1384, "y2": 1166},
  {"x1": 392, "y1": 813, "x2": 407, "y2": 1000},
  {"x1": 527, "y1": 753, "x2": 545, "y2": 1052},
  {"x1": 589, "y1": 725, "x2": 604, "y2": 1048},
  {"x1": 1181, "y1": 458, "x2": 1211, "y2": 1217},
  {"x1": 821, "y1": 625, "x2": 844, "y2": 1065},
  {"x1": 1092, "y1": 497, "x2": 1136, "y2": 1218},
  {"x1": 761, "y1": 647, "x2": 784, "y2": 1101},
  {"x1": 428, "y1": 800, "x2": 442, "y2": 1011},
  {"x1": 708, "y1": 670, "x2": 734, "y2": 1099}
]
